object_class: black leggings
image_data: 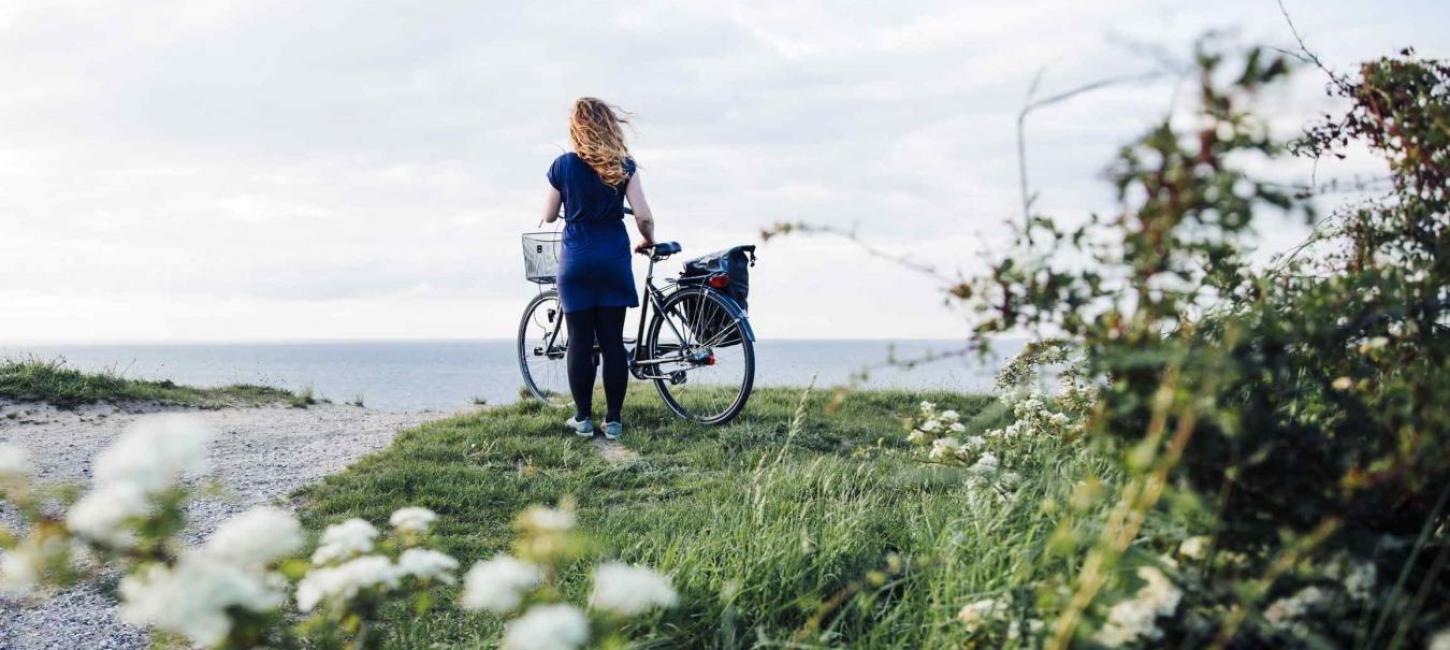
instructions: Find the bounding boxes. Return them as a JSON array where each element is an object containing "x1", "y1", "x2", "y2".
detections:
[{"x1": 565, "y1": 306, "x2": 628, "y2": 423}]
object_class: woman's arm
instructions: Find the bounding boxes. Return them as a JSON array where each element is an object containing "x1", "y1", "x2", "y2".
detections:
[
  {"x1": 625, "y1": 172, "x2": 656, "y2": 254},
  {"x1": 540, "y1": 187, "x2": 562, "y2": 225}
]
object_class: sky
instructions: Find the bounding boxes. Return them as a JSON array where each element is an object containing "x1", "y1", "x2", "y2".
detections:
[{"x1": 1, "y1": 0, "x2": 1446, "y2": 343}]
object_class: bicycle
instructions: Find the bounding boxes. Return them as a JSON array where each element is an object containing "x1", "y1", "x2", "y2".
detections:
[{"x1": 517, "y1": 221, "x2": 757, "y2": 425}]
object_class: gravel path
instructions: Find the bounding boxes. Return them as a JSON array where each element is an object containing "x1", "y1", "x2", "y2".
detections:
[{"x1": 0, "y1": 399, "x2": 449, "y2": 650}]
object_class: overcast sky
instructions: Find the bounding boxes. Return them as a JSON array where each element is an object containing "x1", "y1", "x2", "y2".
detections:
[{"x1": 1, "y1": 0, "x2": 1445, "y2": 343}]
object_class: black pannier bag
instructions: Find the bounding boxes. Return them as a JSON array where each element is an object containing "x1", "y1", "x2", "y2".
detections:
[{"x1": 678, "y1": 245, "x2": 755, "y2": 347}]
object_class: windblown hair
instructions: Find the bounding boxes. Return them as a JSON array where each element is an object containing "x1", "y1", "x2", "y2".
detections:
[{"x1": 569, "y1": 97, "x2": 632, "y2": 187}]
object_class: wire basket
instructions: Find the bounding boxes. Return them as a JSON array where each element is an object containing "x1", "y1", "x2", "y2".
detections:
[{"x1": 521, "y1": 231, "x2": 562, "y2": 284}]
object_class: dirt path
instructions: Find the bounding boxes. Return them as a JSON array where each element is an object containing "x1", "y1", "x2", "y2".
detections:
[{"x1": 0, "y1": 398, "x2": 449, "y2": 650}]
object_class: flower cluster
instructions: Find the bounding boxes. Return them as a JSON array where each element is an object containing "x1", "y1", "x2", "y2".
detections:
[
  {"x1": 2, "y1": 416, "x2": 679, "y2": 650},
  {"x1": 983, "y1": 392, "x2": 1079, "y2": 440},
  {"x1": 956, "y1": 593, "x2": 1044, "y2": 645},
  {"x1": 460, "y1": 502, "x2": 678, "y2": 650},
  {"x1": 1092, "y1": 566, "x2": 1182, "y2": 646}
]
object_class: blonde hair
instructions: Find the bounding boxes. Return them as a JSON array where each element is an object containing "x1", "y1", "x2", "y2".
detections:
[{"x1": 569, "y1": 97, "x2": 632, "y2": 187}]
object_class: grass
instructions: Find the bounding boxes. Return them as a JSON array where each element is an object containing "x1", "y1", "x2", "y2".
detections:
[
  {"x1": 0, "y1": 357, "x2": 305, "y2": 409},
  {"x1": 299, "y1": 386, "x2": 1119, "y2": 648}
]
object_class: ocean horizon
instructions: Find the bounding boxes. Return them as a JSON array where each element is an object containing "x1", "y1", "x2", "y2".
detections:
[{"x1": 1, "y1": 338, "x2": 1025, "y2": 412}]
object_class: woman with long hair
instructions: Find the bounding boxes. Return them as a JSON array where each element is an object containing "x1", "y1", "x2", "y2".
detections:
[{"x1": 541, "y1": 97, "x2": 656, "y2": 440}]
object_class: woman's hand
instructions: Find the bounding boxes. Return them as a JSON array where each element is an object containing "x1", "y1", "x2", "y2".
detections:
[{"x1": 634, "y1": 239, "x2": 655, "y2": 255}]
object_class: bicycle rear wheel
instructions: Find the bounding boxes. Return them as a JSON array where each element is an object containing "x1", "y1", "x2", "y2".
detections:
[
  {"x1": 517, "y1": 290, "x2": 571, "y2": 407},
  {"x1": 643, "y1": 288, "x2": 754, "y2": 425}
]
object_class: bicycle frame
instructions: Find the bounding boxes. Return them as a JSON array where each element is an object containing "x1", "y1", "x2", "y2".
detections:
[{"x1": 534, "y1": 250, "x2": 754, "y2": 380}]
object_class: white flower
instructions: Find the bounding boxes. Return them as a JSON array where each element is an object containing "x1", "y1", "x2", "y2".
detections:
[
  {"x1": 0, "y1": 442, "x2": 32, "y2": 477},
  {"x1": 1264, "y1": 586, "x2": 1326, "y2": 626},
  {"x1": 502, "y1": 603, "x2": 590, "y2": 650},
  {"x1": 1177, "y1": 536, "x2": 1210, "y2": 561},
  {"x1": 93, "y1": 415, "x2": 211, "y2": 493},
  {"x1": 67, "y1": 482, "x2": 150, "y2": 547},
  {"x1": 965, "y1": 436, "x2": 987, "y2": 450},
  {"x1": 389, "y1": 507, "x2": 438, "y2": 534},
  {"x1": 1343, "y1": 561, "x2": 1376, "y2": 601},
  {"x1": 969, "y1": 452, "x2": 1000, "y2": 475},
  {"x1": 295, "y1": 555, "x2": 400, "y2": 612},
  {"x1": 919, "y1": 400, "x2": 937, "y2": 414},
  {"x1": 1332, "y1": 376, "x2": 1354, "y2": 391},
  {"x1": 1359, "y1": 336, "x2": 1389, "y2": 352},
  {"x1": 589, "y1": 562, "x2": 678, "y2": 616},
  {"x1": 311, "y1": 518, "x2": 379, "y2": 565},
  {"x1": 119, "y1": 555, "x2": 286, "y2": 646},
  {"x1": 1049, "y1": 412, "x2": 1071, "y2": 427},
  {"x1": 460, "y1": 554, "x2": 544, "y2": 613},
  {"x1": 905, "y1": 429, "x2": 927, "y2": 444},
  {"x1": 397, "y1": 548, "x2": 459, "y2": 584},
  {"x1": 519, "y1": 505, "x2": 575, "y2": 533},
  {"x1": 919, "y1": 418, "x2": 942, "y2": 433},
  {"x1": 1429, "y1": 628, "x2": 1450, "y2": 650},
  {"x1": 928, "y1": 437, "x2": 963, "y2": 462},
  {"x1": 956, "y1": 596, "x2": 1007, "y2": 631},
  {"x1": 1092, "y1": 566, "x2": 1181, "y2": 646},
  {"x1": 202, "y1": 507, "x2": 303, "y2": 568},
  {"x1": 948, "y1": 421, "x2": 966, "y2": 433},
  {"x1": 0, "y1": 546, "x2": 41, "y2": 594},
  {"x1": 940, "y1": 409, "x2": 960, "y2": 422}
]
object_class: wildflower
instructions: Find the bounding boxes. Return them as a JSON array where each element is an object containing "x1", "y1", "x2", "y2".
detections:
[
  {"x1": 928, "y1": 437, "x2": 963, "y2": 462},
  {"x1": 502, "y1": 603, "x2": 590, "y2": 650},
  {"x1": 66, "y1": 482, "x2": 150, "y2": 547},
  {"x1": 1358, "y1": 336, "x2": 1389, "y2": 352},
  {"x1": 965, "y1": 436, "x2": 987, "y2": 450},
  {"x1": 202, "y1": 507, "x2": 303, "y2": 568},
  {"x1": 1264, "y1": 586, "x2": 1326, "y2": 626},
  {"x1": 119, "y1": 555, "x2": 286, "y2": 646},
  {"x1": 1430, "y1": 628, "x2": 1450, "y2": 650},
  {"x1": 389, "y1": 506, "x2": 438, "y2": 534},
  {"x1": 93, "y1": 415, "x2": 211, "y2": 493},
  {"x1": 969, "y1": 452, "x2": 999, "y2": 475},
  {"x1": 1092, "y1": 566, "x2": 1181, "y2": 646},
  {"x1": 311, "y1": 518, "x2": 379, "y2": 565},
  {"x1": 920, "y1": 400, "x2": 937, "y2": 414},
  {"x1": 1177, "y1": 536, "x2": 1210, "y2": 561},
  {"x1": 589, "y1": 562, "x2": 678, "y2": 616},
  {"x1": 0, "y1": 442, "x2": 31, "y2": 478},
  {"x1": 948, "y1": 421, "x2": 966, "y2": 434},
  {"x1": 920, "y1": 418, "x2": 943, "y2": 433},
  {"x1": 397, "y1": 548, "x2": 459, "y2": 584},
  {"x1": 940, "y1": 409, "x2": 960, "y2": 422},
  {"x1": 460, "y1": 554, "x2": 543, "y2": 614},
  {"x1": 1049, "y1": 412, "x2": 1071, "y2": 427},
  {"x1": 518, "y1": 505, "x2": 575, "y2": 533},
  {"x1": 295, "y1": 555, "x2": 401, "y2": 612},
  {"x1": 1332, "y1": 376, "x2": 1353, "y2": 391},
  {"x1": 956, "y1": 596, "x2": 1007, "y2": 632},
  {"x1": 906, "y1": 429, "x2": 927, "y2": 444},
  {"x1": 0, "y1": 536, "x2": 57, "y2": 594}
]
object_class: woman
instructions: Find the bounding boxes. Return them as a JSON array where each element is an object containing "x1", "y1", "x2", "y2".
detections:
[{"x1": 541, "y1": 97, "x2": 656, "y2": 440}]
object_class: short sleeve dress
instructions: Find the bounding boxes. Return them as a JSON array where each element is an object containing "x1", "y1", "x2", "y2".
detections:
[{"x1": 547, "y1": 153, "x2": 640, "y2": 313}]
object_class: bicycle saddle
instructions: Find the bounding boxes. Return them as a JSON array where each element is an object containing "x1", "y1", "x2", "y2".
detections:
[{"x1": 652, "y1": 241, "x2": 682, "y2": 256}]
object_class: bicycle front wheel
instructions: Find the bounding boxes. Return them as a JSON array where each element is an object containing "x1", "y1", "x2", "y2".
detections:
[
  {"x1": 643, "y1": 288, "x2": 755, "y2": 425},
  {"x1": 517, "y1": 290, "x2": 571, "y2": 407}
]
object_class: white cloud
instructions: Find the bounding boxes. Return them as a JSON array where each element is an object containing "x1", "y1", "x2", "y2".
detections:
[{"x1": 0, "y1": 0, "x2": 1445, "y2": 342}]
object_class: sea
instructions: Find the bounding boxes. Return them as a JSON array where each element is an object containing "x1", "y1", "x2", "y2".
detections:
[{"x1": 0, "y1": 339, "x2": 1026, "y2": 412}]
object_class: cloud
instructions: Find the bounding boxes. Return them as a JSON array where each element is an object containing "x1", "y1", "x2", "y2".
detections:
[{"x1": 1, "y1": 0, "x2": 1446, "y2": 342}]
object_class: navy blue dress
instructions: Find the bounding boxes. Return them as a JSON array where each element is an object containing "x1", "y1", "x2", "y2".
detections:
[{"x1": 548, "y1": 153, "x2": 639, "y2": 313}]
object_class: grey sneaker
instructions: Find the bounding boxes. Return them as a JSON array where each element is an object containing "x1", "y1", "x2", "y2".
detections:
[
  {"x1": 565, "y1": 416, "x2": 594, "y2": 437},
  {"x1": 602, "y1": 421, "x2": 622, "y2": 440}
]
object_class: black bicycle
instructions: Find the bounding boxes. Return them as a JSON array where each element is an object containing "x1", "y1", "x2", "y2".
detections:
[{"x1": 517, "y1": 224, "x2": 757, "y2": 425}]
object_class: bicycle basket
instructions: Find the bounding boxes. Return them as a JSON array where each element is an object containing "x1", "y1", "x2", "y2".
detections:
[{"x1": 521, "y1": 232, "x2": 562, "y2": 284}]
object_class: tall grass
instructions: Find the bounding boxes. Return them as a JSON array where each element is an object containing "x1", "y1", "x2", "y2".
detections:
[{"x1": 299, "y1": 387, "x2": 1120, "y2": 648}]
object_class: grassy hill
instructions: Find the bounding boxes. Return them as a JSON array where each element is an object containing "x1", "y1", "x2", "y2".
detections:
[
  {"x1": 0, "y1": 358, "x2": 312, "y2": 409},
  {"x1": 298, "y1": 386, "x2": 1121, "y2": 648}
]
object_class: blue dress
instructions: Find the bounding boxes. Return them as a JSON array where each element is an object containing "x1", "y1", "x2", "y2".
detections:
[{"x1": 548, "y1": 153, "x2": 639, "y2": 313}]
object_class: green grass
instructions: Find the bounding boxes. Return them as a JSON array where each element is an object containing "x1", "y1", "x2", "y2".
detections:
[
  {"x1": 0, "y1": 357, "x2": 305, "y2": 409},
  {"x1": 299, "y1": 386, "x2": 1119, "y2": 648}
]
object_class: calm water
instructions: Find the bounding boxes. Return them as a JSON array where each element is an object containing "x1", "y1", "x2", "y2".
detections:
[{"x1": 1, "y1": 339, "x2": 1024, "y2": 412}]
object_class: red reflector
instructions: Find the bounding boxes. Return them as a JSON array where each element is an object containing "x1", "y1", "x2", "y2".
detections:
[
  {"x1": 708, "y1": 274, "x2": 730, "y2": 289},
  {"x1": 706, "y1": 353, "x2": 717, "y2": 366}
]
